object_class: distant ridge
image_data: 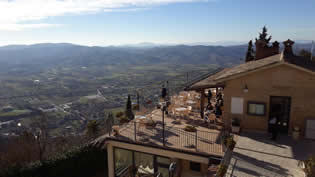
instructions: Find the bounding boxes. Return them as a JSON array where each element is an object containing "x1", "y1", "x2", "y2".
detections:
[{"x1": 0, "y1": 42, "x2": 312, "y2": 74}]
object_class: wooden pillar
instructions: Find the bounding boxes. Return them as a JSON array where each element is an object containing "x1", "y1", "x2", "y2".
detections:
[
  {"x1": 107, "y1": 144, "x2": 114, "y2": 177},
  {"x1": 200, "y1": 89, "x2": 205, "y2": 119}
]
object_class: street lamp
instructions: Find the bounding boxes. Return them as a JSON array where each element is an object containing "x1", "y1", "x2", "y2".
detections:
[{"x1": 161, "y1": 103, "x2": 167, "y2": 146}]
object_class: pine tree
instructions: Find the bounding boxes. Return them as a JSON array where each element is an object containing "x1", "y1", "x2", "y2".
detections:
[
  {"x1": 257, "y1": 26, "x2": 272, "y2": 44},
  {"x1": 125, "y1": 95, "x2": 134, "y2": 120},
  {"x1": 245, "y1": 40, "x2": 255, "y2": 62}
]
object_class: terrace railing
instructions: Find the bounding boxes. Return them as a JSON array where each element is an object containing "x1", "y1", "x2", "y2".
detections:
[{"x1": 112, "y1": 121, "x2": 224, "y2": 154}]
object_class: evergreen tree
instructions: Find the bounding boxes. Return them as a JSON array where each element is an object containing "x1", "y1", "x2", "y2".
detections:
[
  {"x1": 86, "y1": 120, "x2": 100, "y2": 138},
  {"x1": 125, "y1": 95, "x2": 134, "y2": 120},
  {"x1": 257, "y1": 26, "x2": 272, "y2": 44},
  {"x1": 245, "y1": 40, "x2": 255, "y2": 62}
]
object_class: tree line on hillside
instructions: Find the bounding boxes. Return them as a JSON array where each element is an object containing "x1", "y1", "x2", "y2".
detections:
[{"x1": 0, "y1": 94, "x2": 137, "y2": 177}]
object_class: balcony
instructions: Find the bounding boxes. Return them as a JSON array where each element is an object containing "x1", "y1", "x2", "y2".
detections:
[{"x1": 108, "y1": 109, "x2": 225, "y2": 157}]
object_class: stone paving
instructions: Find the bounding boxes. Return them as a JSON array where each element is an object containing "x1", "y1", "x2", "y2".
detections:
[
  {"x1": 226, "y1": 133, "x2": 315, "y2": 177},
  {"x1": 113, "y1": 110, "x2": 225, "y2": 156}
]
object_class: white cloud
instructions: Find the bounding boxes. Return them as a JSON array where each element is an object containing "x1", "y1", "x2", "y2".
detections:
[
  {"x1": 0, "y1": 0, "x2": 206, "y2": 31},
  {"x1": 103, "y1": 7, "x2": 150, "y2": 12},
  {"x1": 0, "y1": 23, "x2": 62, "y2": 31}
]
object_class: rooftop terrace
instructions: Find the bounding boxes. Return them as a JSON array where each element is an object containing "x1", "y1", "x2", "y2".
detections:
[{"x1": 114, "y1": 110, "x2": 224, "y2": 157}]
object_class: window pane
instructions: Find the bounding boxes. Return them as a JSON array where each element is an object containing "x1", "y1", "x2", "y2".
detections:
[
  {"x1": 134, "y1": 152, "x2": 154, "y2": 175},
  {"x1": 158, "y1": 167, "x2": 170, "y2": 177},
  {"x1": 157, "y1": 156, "x2": 170, "y2": 165},
  {"x1": 190, "y1": 162, "x2": 201, "y2": 172},
  {"x1": 114, "y1": 148, "x2": 133, "y2": 175},
  {"x1": 256, "y1": 105, "x2": 265, "y2": 115},
  {"x1": 248, "y1": 104, "x2": 256, "y2": 114},
  {"x1": 248, "y1": 102, "x2": 265, "y2": 116}
]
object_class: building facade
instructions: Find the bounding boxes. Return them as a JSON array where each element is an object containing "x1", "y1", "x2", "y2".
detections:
[{"x1": 188, "y1": 40, "x2": 315, "y2": 138}]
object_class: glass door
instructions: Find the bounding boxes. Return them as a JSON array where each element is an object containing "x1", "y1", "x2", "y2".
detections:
[{"x1": 269, "y1": 96, "x2": 291, "y2": 133}]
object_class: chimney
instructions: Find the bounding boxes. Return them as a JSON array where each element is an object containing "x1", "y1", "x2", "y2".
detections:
[
  {"x1": 283, "y1": 39, "x2": 294, "y2": 56},
  {"x1": 272, "y1": 41, "x2": 280, "y2": 52},
  {"x1": 255, "y1": 39, "x2": 280, "y2": 60}
]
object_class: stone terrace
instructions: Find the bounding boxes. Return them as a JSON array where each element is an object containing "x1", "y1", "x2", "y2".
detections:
[{"x1": 110, "y1": 109, "x2": 225, "y2": 157}]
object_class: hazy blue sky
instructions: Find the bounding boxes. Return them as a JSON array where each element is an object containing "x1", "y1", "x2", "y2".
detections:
[{"x1": 0, "y1": 0, "x2": 315, "y2": 46}]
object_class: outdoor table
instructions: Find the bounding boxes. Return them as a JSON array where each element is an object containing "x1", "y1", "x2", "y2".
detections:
[
  {"x1": 175, "y1": 107, "x2": 188, "y2": 112},
  {"x1": 135, "y1": 115, "x2": 146, "y2": 119},
  {"x1": 186, "y1": 100, "x2": 196, "y2": 105},
  {"x1": 174, "y1": 107, "x2": 189, "y2": 118}
]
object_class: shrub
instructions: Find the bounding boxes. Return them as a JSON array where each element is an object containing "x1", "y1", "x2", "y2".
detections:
[
  {"x1": 221, "y1": 134, "x2": 236, "y2": 151},
  {"x1": 232, "y1": 118, "x2": 240, "y2": 126},
  {"x1": 0, "y1": 146, "x2": 107, "y2": 177},
  {"x1": 184, "y1": 125, "x2": 197, "y2": 132},
  {"x1": 119, "y1": 116, "x2": 129, "y2": 124},
  {"x1": 116, "y1": 111, "x2": 124, "y2": 118},
  {"x1": 221, "y1": 134, "x2": 232, "y2": 145},
  {"x1": 216, "y1": 164, "x2": 227, "y2": 177},
  {"x1": 304, "y1": 155, "x2": 315, "y2": 177},
  {"x1": 112, "y1": 125, "x2": 120, "y2": 136},
  {"x1": 226, "y1": 137, "x2": 236, "y2": 151}
]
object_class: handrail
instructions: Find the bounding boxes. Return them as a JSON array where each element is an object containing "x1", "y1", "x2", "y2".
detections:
[
  {"x1": 115, "y1": 121, "x2": 223, "y2": 154},
  {"x1": 184, "y1": 67, "x2": 224, "y2": 90}
]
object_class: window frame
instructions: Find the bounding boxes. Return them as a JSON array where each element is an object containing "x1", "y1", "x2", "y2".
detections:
[
  {"x1": 113, "y1": 147, "x2": 171, "y2": 177},
  {"x1": 247, "y1": 101, "x2": 266, "y2": 116}
]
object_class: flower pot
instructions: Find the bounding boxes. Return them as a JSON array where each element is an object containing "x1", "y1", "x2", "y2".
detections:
[
  {"x1": 222, "y1": 144, "x2": 227, "y2": 152},
  {"x1": 292, "y1": 131, "x2": 300, "y2": 140},
  {"x1": 232, "y1": 126, "x2": 240, "y2": 133}
]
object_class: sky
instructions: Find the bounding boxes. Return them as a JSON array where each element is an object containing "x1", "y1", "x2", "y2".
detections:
[{"x1": 0, "y1": 0, "x2": 315, "y2": 46}]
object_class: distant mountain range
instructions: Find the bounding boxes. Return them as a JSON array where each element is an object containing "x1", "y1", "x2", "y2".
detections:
[
  {"x1": 115, "y1": 40, "x2": 314, "y2": 48},
  {"x1": 0, "y1": 42, "x2": 313, "y2": 74}
]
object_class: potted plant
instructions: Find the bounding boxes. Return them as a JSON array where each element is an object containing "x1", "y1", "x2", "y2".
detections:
[
  {"x1": 216, "y1": 164, "x2": 228, "y2": 177},
  {"x1": 112, "y1": 125, "x2": 120, "y2": 136},
  {"x1": 221, "y1": 134, "x2": 235, "y2": 151},
  {"x1": 292, "y1": 126, "x2": 300, "y2": 140},
  {"x1": 120, "y1": 116, "x2": 129, "y2": 124},
  {"x1": 226, "y1": 137, "x2": 236, "y2": 151},
  {"x1": 231, "y1": 118, "x2": 241, "y2": 133},
  {"x1": 221, "y1": 134, "x2": 230, "y2": 151},
  {"x1": 304, "y1": 155, "x2": 315, "y2": 177},
  {"x1": 184, "y1": 125, "x2": 197, "y2": 132}
]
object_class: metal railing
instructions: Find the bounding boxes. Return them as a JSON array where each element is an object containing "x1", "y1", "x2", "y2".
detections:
[{"x1": 113, "y1": 121, "x2": 224, "y2": 154}]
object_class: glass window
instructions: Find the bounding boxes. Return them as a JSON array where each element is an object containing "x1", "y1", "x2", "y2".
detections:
[
  {"x1": 247, "y1": 102, "x2": 266, "y2": 116},
  {"x1": 158, "y1": 167, "x2": 169, "y2": 177},
  {"x1": 190, "y1": 161, "x2": 201, "y2": 172},
  {"x1": 157, "y1": 156, "x2": 170, "y2": 165},
  {"x1": 114, "y1": 148, "x2": 133, "y2": 176},
  {"x1": 157, "y1": 156, "x2": 170, "y2": 177},
  {"x1": 134, "y1": 152, "x2": 154, "y2": 175}
]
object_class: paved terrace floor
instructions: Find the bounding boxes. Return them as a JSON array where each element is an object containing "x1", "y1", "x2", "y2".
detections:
[
  {"x1": 226, "y1": 133, "x2": 315, "y2": 177},
  {"x1": 111, "y1": 109, "x2": 225, "y2": 157}
]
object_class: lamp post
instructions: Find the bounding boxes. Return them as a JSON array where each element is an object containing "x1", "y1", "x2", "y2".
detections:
[{"x1": 162, "y1": 104, "x2": 166, "y2": 146}]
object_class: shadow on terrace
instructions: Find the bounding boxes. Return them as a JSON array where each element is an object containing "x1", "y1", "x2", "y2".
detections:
[{"x1": 108, "y1": 90, "x2": 226, "y2": 157}]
